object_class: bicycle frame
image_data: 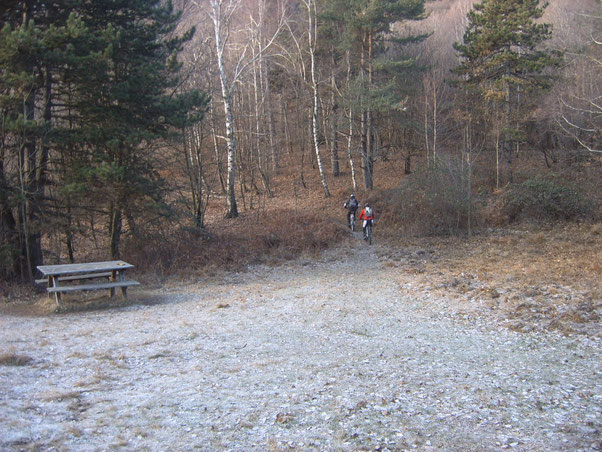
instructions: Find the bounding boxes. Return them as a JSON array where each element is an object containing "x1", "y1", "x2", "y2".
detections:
[{"x1": 363, "y1": 220, "x2": 373, "y2": 245}]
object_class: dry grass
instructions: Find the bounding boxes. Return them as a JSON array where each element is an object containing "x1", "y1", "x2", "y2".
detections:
[
  {"x1": 122, "y1": 209, "x2": 350, "y2": 279},
  {"x1": 380, "y1": 222, "x2": 601, "y2": 336},
  {"x1": 0, "y1": 352, "x2": 34, "y2": 366}
]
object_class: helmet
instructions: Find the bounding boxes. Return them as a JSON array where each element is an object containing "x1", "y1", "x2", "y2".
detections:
[
  {"x1": 365, "y1": 203, "x2": 370, "y2": 207},
  {"x1": 350, "y1": 194, "x2": 355, "y2": 198}
]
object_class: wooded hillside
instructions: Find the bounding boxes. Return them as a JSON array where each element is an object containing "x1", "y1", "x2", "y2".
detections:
[{"x1": 1, "y1": 0, "x2": 600, "y2": 283}]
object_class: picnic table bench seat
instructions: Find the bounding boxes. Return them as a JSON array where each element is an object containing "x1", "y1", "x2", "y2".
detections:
[
  {"x1": 46, "y1": 280, "x2": 140, "y2": 293},
  {"x1": 35, "y1": 272, "x2": 113, "y2": 285}
]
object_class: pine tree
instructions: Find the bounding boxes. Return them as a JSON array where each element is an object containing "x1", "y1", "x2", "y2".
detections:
[
  {"x1": 453, "y1": 0, "x2": 562, "y2": 183},
  {"x1": 322, "y1": 0, "x2": 426, "y2": 189},
  {"x1": 0, "y1": 0, "x2": 207, "y2": 278},
  {"x1": 0, "y1": 1, "x2": 80, "y2": 279},
  {"x1": 65, "y1": 0, "x2": 207, "y2": 258}
]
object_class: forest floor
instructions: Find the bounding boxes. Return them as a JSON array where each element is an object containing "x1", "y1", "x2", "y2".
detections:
[
  {"x1": 380, "y1": 222, "x2": 601, "y2": 338},
  {"x1": 1, "y1": 225, "x2": 600, "y2": 451}
]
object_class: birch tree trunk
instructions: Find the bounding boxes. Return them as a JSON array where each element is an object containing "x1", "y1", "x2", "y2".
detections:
[
  {"x1": 346, "y1": 51, "x2": 358, "y2": 191},
  {"x1": 305, "y1": 0, "x2": 330, "y2": 197},
  {"x1": 330, "y1": 47, "x2": 340, "y2": 177},
  {"x1": 347, "y1": 111, "x2": 358, "y2": 191},
  {"x1": 203, "y1": 0, "x2": 285, "y2": 215},
  {"x1": 210, "y1": 0, "x2": 238, "y2": 218},
  {"x1": 365, "y1": 30, "x2": 374, "y2": 190}
]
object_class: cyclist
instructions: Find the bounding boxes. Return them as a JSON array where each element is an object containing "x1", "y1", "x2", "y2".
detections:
[
  {"x1": 359, "y1": 203, "x2": 374, "y2": 240},
  {"x1": 343, "y1": 194, "x2": 359, "y2": 229}
]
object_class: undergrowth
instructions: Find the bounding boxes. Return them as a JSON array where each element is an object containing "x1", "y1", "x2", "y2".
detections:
[
  {"x1": 122, "y1": 209, "x2": 349, "y2": 278},
  {"x1": 503, "y1": 175, "x2": 593, "y2": 222},
  {"x1": 376, "y1": 163, "x2": 474, "y2": 236}
]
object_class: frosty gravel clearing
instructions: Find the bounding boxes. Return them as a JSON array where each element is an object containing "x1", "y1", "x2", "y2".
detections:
[{"x1": 1, "y1": 241, "x2": 600, "y2": 451}]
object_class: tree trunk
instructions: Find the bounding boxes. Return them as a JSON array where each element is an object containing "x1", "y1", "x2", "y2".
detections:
[
  {"x1": 504, "y1": 71, "x2": 514, "y2": 184},
  {"x1": 330, "y1": 47, "x2": 340, "y2": 177},
  {"x1": 404, "y1": 154, "x2": 411, "y2": 175},
  {"x1": 211, "y1": 0, "x2": 238, "y2": 218},
  {"x1": 263, "y1": 57, "x2": 278, "y2": 172},
  {"x1": 360, "y1": 30, "x2": 374, "y2": 190},
  {"x1": 432, "y1": 80, "x2": 438, "y2": 166},
  {"x1": 424, "y1": 86, "x2": 430, "y2": 167},
  {"x1": 65, "y1": 207, "x2": 75, "y2": 263},
  {"x1": 109, "y1": 202, "x2": 122, "y2": 259},
  {"x1": 306, "y1": 0, "x2": 330, "y2": 197},
  {"x1": 184, "y1": 126, "x2": 205, "y2": 228},
  {"x1": 20, "y1": 29, "x2": 48, "y2": 280},
  {"x1": 345, "y1": 51, "x2": 358, "y2": 191},
  {"x1": 281, "y1": 98, "x2": 293, "y2": 160},
  {"x1": 0, "y1": 161, "x2": 19, "y2": 278},
  {"x1": 209, "y1": 99, "x2": 226, "y2": 195}
]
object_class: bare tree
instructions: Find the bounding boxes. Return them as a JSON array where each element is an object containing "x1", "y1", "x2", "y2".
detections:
[
  {"x1": 194, "y1": 0, "x2": 285, "y2": 217},
  {"x1": 556, "y1": 11, "x2": 601, "y2": 154},
  {"x1": 302, "y1": 0, "x2": 331, "y2": 197}
]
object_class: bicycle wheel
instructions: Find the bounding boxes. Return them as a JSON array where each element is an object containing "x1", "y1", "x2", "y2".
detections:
[
  {"x1": 367, "y1": 222, "x2": 372, "y2": 245},
  {"x1": 350, "y1": 214, "x2": 355, "y2": 232}
]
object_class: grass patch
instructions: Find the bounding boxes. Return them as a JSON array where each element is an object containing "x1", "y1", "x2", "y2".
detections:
[{"x1": 0, "y1": 353, "x2": 34, "y2": 366}]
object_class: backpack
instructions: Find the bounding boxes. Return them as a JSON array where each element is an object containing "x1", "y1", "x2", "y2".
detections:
[
  {"x1": 365, "y1": 206, "x2": 372, "y2": 217},
  {"x1": 349, "y1": 198, "x2": 358, "y2": 210}
]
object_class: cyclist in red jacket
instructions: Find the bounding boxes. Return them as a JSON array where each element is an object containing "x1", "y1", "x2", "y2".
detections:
[{"x1": 358, "y1": 203, "x2": 374, "y2": 240}]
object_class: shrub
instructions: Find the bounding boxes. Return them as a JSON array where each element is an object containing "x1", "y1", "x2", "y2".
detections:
[
  {"x1": 504, "y1": 176, "x2": 591, "y2": 222},
  {"x1": 381, "y1": 160, "x2": 476, "y2": 236},
  {"x1": 122, "y1": 209, "x2": 349, "y2": 277}
]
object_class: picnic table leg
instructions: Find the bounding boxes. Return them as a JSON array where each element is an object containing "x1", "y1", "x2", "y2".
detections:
[
  {"x1": 47, "y1": 276, "x2": 53, "y2": 300},
  {"x1": 110, "y1": 270, "x2": 117, "y2": 298},
  {"x1": 50, "y1": 276, "x2": 62, "y2": 308},
  {"x1": 117, "y1": 271, "x2": 128, "y2": 299}
]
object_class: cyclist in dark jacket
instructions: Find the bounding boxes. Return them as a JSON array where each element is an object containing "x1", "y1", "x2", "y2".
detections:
[{"x1": 343, "y1": 194, "x2": 359, "y2": 228}]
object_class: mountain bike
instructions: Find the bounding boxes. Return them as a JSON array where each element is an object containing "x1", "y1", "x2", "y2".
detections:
[
  {"x1": 364, "y1": 220, "x2": 373, "y2": 245},
  {"x1": 349, "y1": 211, "x2": 356, "y2": 232}
]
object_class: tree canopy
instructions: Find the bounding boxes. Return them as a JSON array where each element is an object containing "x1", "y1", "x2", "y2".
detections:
[
  {"x1": 452, "y1": 0, "x2": 562, "y2": 182},
  {"x1": 0, "y1": 0, "x2": 207, "y2": 280}
]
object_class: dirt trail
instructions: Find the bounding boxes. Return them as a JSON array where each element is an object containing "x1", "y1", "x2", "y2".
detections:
[{"x1": 1, "y1": 239, "x2": 600, "y2": 451}]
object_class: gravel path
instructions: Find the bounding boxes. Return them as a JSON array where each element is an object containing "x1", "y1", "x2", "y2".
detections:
[{"x1": 1, "y1": 240, "x2": 600, "y2": 451}]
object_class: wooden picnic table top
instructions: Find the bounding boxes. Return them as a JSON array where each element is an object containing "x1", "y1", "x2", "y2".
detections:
[{"x1": 37, "y1": 260, "x2": 134, "y2": 277}]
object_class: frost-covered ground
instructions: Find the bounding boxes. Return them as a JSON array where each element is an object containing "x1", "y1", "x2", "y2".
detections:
[{"x1": 1, "y1": 241, "x2": 600, "y2": 451}]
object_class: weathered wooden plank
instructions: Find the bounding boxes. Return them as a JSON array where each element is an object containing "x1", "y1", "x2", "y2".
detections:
[
  {"x1": 35, "y1": 272, "x2": 113, "y2": 284},
  {"x1": 37, "y1": 261, "x2": 133, "y2": 276},
  {"x1": 47, "y1": 280, "x2": 140, "y2": 293}
]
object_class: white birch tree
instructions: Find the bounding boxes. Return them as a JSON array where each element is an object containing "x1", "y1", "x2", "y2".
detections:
[
  {"x1": 195, "y1": 0, "x2": 285, "y2": 217},
  {"x1": 303, "y1": 0, "x2": 331, "y2": 197}
]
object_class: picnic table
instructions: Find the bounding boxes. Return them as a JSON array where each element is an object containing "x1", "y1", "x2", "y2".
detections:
[{"x1": 36, "y1": 260, "x2": 140, "y2": 307}]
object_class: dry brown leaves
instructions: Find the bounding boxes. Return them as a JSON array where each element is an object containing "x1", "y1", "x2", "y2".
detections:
[{"x1": 380, "y1": 223, "x2": 601, "y2": 337}]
